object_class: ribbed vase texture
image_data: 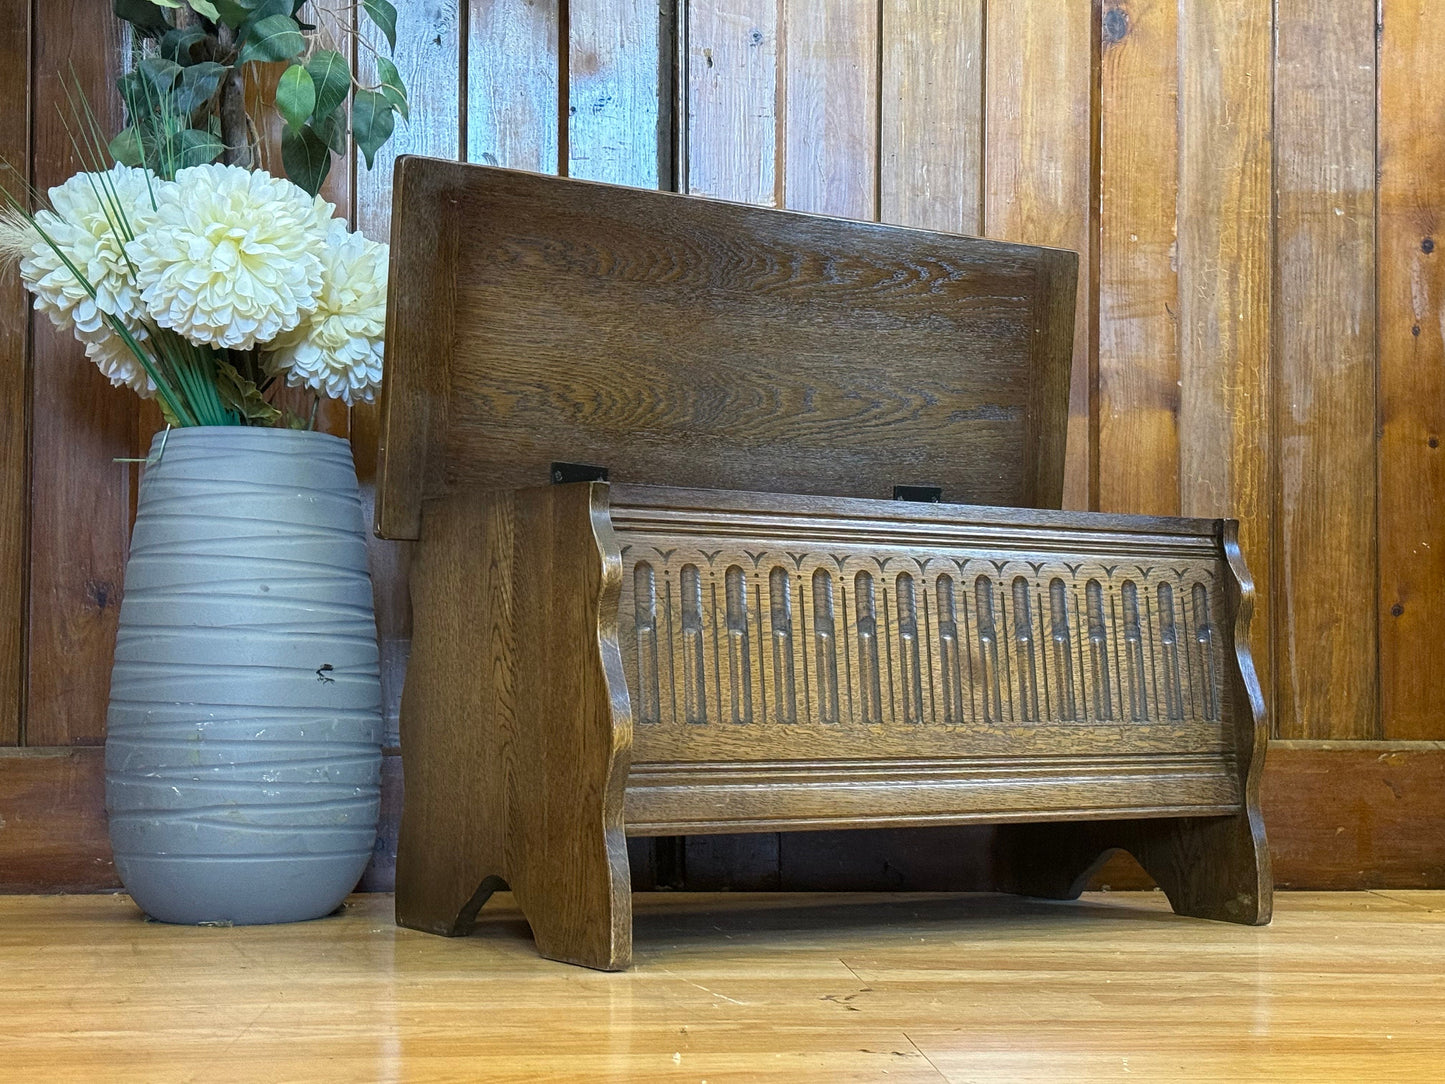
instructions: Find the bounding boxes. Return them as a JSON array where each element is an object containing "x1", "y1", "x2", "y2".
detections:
[{"x1": 105, "y1": 427, "x2": 383, "y2": 925}]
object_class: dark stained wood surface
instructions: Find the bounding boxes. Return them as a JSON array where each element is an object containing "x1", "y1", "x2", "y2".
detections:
[
  {"x1": 1377, "y1": 0, "x2": 1445, "y2": 739},
  {"x1": 377, "y1": 159, "x2": 1077, "y2": 540},
  {"x1": 388, "y1": 474, "x2": 1267, "y2": 964},
  {"x1": 0, "y1": 6, "x2": 28, "y2": 745},
  {"x1": 25, "y1": 7, "x2": 131, "y2": 747},
  {"x1": 395, "y1": 484, "x2": 633, "y2": 969},
  {"x1": 1272, "y1": 0, "x2": 1378, "y2": 739},
  {"x1": 0, "y1": 749, "x2": 117, "y2": 892}
]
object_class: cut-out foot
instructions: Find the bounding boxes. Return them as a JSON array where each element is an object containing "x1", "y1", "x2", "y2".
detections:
[{"x1": 993, "y1": 814, "x2": 1271, "y2": 926}]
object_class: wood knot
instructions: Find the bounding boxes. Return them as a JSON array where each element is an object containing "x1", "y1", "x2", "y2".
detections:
[
  {"x1": 1390, "y1": 603, "x2": 1404, "y2": 617},
  {"x1": 1102, "y1": 6, "x2": 1129, "y2": 44}
]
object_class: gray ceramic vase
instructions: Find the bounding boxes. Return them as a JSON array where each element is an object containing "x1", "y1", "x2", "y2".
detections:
[{"x1": 105, "y1": 426, "x2": 383, "y2": 925}]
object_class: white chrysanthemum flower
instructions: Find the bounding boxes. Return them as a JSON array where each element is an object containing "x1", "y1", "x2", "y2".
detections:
[
  {"x1": 79, "y1": 319, "x2": 157, "y2": 399},
  {"x1": 127, "y1": 164, "x2": 336, "y2": 351},
  {"x1": 19, "y1": 165, "x2": 159, "y2": 336},
  {"x1": 265, "y1": 222, "x2": 387, "y2": 406}
]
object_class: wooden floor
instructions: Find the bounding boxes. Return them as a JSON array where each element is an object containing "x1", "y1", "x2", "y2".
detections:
[{"x1": 1, "y1": 890, "x2": 1442, "y2": 1082}]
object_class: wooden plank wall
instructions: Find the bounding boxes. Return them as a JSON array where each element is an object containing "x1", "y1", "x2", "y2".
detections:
[{"x1": 3, "y1": 0, "x2": 1445, "y2": 891}]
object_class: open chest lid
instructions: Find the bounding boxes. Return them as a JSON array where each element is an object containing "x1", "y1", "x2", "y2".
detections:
[{"x1": 376, "y1": 157, "x2": 1076, "y2": 540}]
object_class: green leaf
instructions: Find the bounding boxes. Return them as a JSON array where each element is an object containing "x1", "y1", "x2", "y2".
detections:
[
  {"x1": 350, "y1": 88, "x2": 394, "y2": 169},
  {"x1": 116, "y1": 70, "x2": 148, "y2": 118},
  {"x1": 313, "y1": 106, "x2": 346, "y2": 154},
  {"x1": 211, "y1": 0, "x2": 253, "y2": 26},
  {"x1": 213, "y1": 359, "x2": 282, "y2": 425},
  {"x1": 360, "y1": 0, "x2": 398, "y2": 51},
  {"x1": 187, "y1": 0, "x2": 222, "y2": 18},
  {"x1": 304, "y1": 49, "x2": 350, "y2": 121},
  {"x1": 237, "y1": 14, "x2": 304, "y2": 65},
  {"x1": 172, "y1": 61, "x2": 227, "y2": 115},
  {"x1": 112, "y1": 0, "x2": 173, "y2": 36},
  {"x1": 109, "y1": 127, "x2": 145, "y2": 167},
  {"x1": 275, "y1": 64, "x2": 315, "y2": 131},
  {"x1": 138, "y1": 56, "x2": 184, "y2": 95},
  {"x1": 375, "y1": 56, "x2": 408, "y2": 121},
  {"x1": 176, "y1": 128, "x2": 225, "y2": 168},
  {"x1": 280, "y1": 124, "x2": 332, "y2": 195},
  {"x1": 160, "y1": 26, "x2": 206, "y2": 63}
]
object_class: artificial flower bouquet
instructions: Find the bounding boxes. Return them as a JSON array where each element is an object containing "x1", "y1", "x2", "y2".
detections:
[{"x1": 3, "y1": 160, "x2": 386, "y2": 428}]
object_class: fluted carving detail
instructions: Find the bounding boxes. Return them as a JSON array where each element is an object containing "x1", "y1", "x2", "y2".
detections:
[{"x1": 616, "y1": 544, "x2": 1226, "y2": 731}]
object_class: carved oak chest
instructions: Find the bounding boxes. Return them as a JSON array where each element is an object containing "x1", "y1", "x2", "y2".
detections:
[{"x1": 377, "y1": 158, "x2": 1269, "y2": 969}]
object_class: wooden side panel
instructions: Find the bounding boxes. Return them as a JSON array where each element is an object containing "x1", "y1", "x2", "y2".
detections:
[
  {"x1": 0, "y1": 5, "x2": 28, "y2": 745},
  {"x1": 468, "y1": 0, "x2": 560, "y2": 172},
  {"x1": 879, "y1": 0, "x2": 983, "y2": 234},
  {"x1": 781, "y1": 0, "x2": 879, "y2": 219},
  {"x1": 1264, "y1": 742, "x2": 1445, "y2": 888},
  {"x1": 684, "y1": 0, "x2": 778, "y2": 204},
  {"x1": 1176, "y1": 0, "x2": 1273, "y2": 709},
  {"x1": 26, "y1": 7, "x2": 130, "y2": 747},
  {"x1": 1097, "y1": 0, "x2": 1180, "y2": 517},
  {"x1": 983, "y1": 2, "x2": 1096, "y2": 511},
  {"x1": 1273, "y1": 0, "x2": 1378, "y2": 739},
  {"x1": 356, "y1": 1, "x2": 461, "y2": 744},
  {"x1": 0, "y1": 750, "x2": 117, "y2": 892},
  {"x1": 1378, "y1": 0, "x2": 1445, "y2": 739},
  {"x1": 567, "y1": 0, "x2": 664, "y2": 187}
]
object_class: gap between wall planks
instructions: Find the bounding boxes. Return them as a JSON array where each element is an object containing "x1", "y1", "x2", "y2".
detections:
[
  {"x1": 1273, "y1": 0, "x2": 1378, "y2": 740},
  {"x1": 1377, "y1": 0, "x2": 1445, "y2": 741},
  {"x1": 0, "y1": 5, "x2": 29, "y2": 746}
]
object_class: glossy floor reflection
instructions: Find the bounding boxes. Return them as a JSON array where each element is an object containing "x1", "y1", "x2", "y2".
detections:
[{"x1": 1, "y1": 889, "x2": 1441, "y2": 1081}]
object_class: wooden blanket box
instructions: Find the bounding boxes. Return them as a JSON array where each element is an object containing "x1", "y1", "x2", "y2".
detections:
[{"x1": 376, "y1": 158, "x2": 1270, "y2": 970}]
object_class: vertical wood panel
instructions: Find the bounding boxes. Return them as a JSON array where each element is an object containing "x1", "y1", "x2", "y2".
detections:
[
  {"x1": 983, "y1": 1, "x2": 1096, "y2": 511},
  {"x1": 685, "y1": 0, "x2": 778, "y2": 203},
  {"x1": 680, "y1": 0, "x2": 787, "y2": 883},
  {"x1": 356, "y1": 0, "x2": 462, "y2": 746},
  {"x1": 468, "y1": 0, "x2": 560, "y2": 172},
  {"x1": 879, "y1": 0, "x2": 983, "y2": 234},
  {"x1": 568, "y1": 0, "x2": 664, "y2": 187},
  {"x1": 1378, "y1": 0, "x2": 1445, "y2": 739},
  {"x1": 1176, "y1": 0, "x2": 1273, "y2": 709},
  {"x1": 26, "y1": 7, "x2": 130, "y2": 746},
  {"x1": 1096, "y1": 0, "x2": 1180, "y2": 516},
  {"x1": 1273, "y1": 0, "x2": 1377, "y2": 739},
  {"x1": 356, "y1": 0, "x2": 462, "y2": 240},
  {"x1": 781, "y1": 0, "x2": 878, "y2": 219},
  {"x1": 0, "y1": 2, "x2": 29, "y2": 744}
]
